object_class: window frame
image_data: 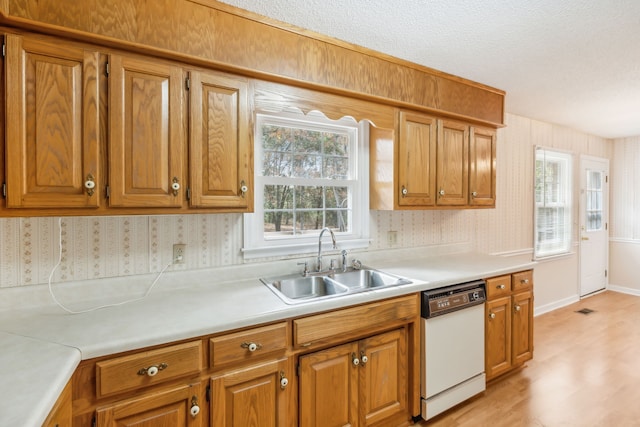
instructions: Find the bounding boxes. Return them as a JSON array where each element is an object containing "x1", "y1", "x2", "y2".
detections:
[
  {"x1": 243, "y1": 110, "x2": 370, "y2": 259},
  {"x1": 534, "y1": 147, "x2": 573, "y2": 259}
]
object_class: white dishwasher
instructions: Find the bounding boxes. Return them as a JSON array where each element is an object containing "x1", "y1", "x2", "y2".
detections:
[{"x1": 421, "y1": 280, "x2": 486, "y2": 421}]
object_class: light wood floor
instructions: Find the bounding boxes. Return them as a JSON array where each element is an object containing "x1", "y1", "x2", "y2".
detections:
[{"x1": 415, "y1": 291, "x2": 640, "y2": 427}]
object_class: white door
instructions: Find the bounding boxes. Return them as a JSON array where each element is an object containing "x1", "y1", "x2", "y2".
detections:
[{"x1": 579, "y1": 155, "x2": 609, "y2": 297}]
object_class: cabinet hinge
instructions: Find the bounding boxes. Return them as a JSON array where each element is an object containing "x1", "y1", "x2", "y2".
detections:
[
  {"x1": 206, "y1": 384, "x2": 211, "y2": 403},
  {"x1": 2, "y1": 183, "x2": 6, "y2": 198},
  {"x1": 185, "y1": 76, "x2": 190, "y2": 90},
  {"x1": 105, "y1": 185, "x2": 110, "y2": 199},
  {"x1": 105, "y1": 61, "x2": 110, "y2": 77},
  {"x1": 186, "y1": 187, "x2": 191, "y2": 201},
  {"x1": 2, "y1": 41, "x2": 5, "y2": 58}
]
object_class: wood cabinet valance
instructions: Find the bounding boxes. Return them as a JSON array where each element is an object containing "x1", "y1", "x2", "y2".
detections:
[{"x1": 0, "y1": 0, "x2": 505, "y2": 127}]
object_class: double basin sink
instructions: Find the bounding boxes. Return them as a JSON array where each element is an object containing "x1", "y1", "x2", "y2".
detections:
[{"x1": 261, "y1": 267, "x2": 413, "y2": 305}]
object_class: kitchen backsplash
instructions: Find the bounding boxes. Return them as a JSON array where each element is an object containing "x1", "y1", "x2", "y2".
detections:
[{"x1": 0, "y1": 210, "x2": 479, "y2": 288}]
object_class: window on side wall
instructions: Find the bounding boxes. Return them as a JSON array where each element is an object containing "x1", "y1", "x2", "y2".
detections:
[
  {"x1": 534, "y1": 148, "x2": 573, "y2": 258},
  {"x1": 243, "y1": 110, "x2": 370, "y2": 259}
]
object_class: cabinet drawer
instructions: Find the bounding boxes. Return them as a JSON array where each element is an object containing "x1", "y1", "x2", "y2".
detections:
[
  {"x1": 209, "y1": 322, "x2": 287, "y2": 369},
  {"x1": 96, "y1": 341, "x2": 202, "y2": 397},
  {"x1": 294, "y1": 295, "x2": 418, "y2": 348},
  {"x1": 486, "y1": 275, "x2": 511, "y2": 299},
  {"x1": 512, "y1": 270, "x2": 533, "y2": 292}
]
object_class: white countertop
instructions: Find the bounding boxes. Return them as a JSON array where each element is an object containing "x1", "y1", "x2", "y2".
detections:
[
  {"x1": 0, "y1": 250, "x2": 535, "y2": 427},
  {"x1": 0, "y1": 332, "x2": 80, "y2": 427}
]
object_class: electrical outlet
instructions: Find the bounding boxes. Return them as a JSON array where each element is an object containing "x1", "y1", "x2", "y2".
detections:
[
  {"x1": 387, "y1": 231, "x2": 398, "y2": 246},
  {"x1": 173, "y1": 244, "x2": 186, "y2": 264}
]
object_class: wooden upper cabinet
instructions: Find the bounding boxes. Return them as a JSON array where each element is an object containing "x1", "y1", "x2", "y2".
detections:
[
  {"x1": 397, "y1": 111, "x2": 437, "y2": 207},
  {"x1": 188, "y1": 71, "x2": 252, "y2": 210},
  {"x1": 469, "y1": 127, "x2": 496, "y2": 207},
  {"x1": 436, "y1": 120, "x2": 469, "y2": 206},
  {"x1": 4, "y1": 34, "x2": 101, "y2": 208},
  {"x1": 108, "y1": 54, "x2": 184, "y2": 208}
]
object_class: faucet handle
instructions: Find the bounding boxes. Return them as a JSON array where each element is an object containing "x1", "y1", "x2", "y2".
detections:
[
  {"x1": 297, "y1": 261, "x2": 309, "y2": 276},
  {"x1": 352, "y1": 259, "x2": 362, "y2": 270},
  {"x1": 329, "y1": 259, "x2": 337, "y2": 271}
]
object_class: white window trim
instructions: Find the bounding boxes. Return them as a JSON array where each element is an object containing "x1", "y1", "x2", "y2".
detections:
[
  {"x1": 243, "y1": 110, "x2": 370, "y2": 259},
  {"x1": 534, "y1": 147, "x2": 573, "y2": 259}
]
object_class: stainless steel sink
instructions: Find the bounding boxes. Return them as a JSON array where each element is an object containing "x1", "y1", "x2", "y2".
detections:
[
  {"x1": 330, "y1": 268, "x2": 413, "y2": 290},
  {"x1": 261, "y1": 267, "x2": 412, "y2": 305},
  {"x1": 261, "y1": 275, "x2": 349, "y2": 304}
]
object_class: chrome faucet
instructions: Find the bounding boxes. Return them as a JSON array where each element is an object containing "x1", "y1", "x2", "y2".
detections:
[{"x1": 317, "y1": 227, "x2": 337, "y2": 272}]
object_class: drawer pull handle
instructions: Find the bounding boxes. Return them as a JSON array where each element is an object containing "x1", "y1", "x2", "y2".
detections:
[
  {"x1": 521, "y1": 279, "x2": 529, "y2": 284},
  {"x1": 190, "y1": 396, "x2": 200, "y2": 417},
  {"x1": 498, "y1": 284, "x2": 506, "y2": 290},
  {"x1": 137, "y1": 363, "x2": 168, "y2": 377},
  {"x1": 489, "y1": 312, "x2": 496, "y2": 319},
  {"x1": 241, "y1": 342, "x2": 262, "y2": 352}
]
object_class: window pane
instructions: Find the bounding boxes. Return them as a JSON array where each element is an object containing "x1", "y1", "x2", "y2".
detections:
[
  {"x1": 296, "y1": 210, "x2": 324, "y2": 232},
  {"x1": 293, "y1": 154, "x2": 322, "y2": 178},
  {"x1": 534, "y1": 149, "x2": 572, "y2": 257}
]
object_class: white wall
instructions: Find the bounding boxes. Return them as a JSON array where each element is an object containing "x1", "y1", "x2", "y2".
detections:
[
  {"x1": 609, "y1": 136, "x2": 640, "y2": 294},
  {"x1": 0, "y1": 113, "x2": 613, "y2": 314}
]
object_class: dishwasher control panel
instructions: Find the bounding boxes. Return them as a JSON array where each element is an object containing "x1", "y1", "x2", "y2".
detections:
[{"x1": 421, "y1": 280, "x2": 486, "y2": 318}]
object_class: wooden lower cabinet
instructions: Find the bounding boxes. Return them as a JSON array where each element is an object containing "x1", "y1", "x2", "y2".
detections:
[
  {"x1": 43, "y1": 380, "x2": 72, "y2": 427},
  {"x1": 210, "y1": 358, "x2": 290, "y2": 427},
  {"x1": 485, "y1": 270, "x2": 534, "y2": 382},
  {"x1": 95, "y1": 382, "x2": 204, "y2": 427},
  {"x1": 299, "y1": 328, "x2": 409, "y2": 427}
]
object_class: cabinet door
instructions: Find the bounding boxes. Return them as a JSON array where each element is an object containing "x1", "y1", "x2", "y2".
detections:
[
  {"x1": 210, "y1": 358, "x2": 289, "y2": 427},
  {"x1": 299, "y1": 342, "x2": 359, "y2": 427},
  {"x1": 436, "y1": 120, "x2": 468, "y2": 206},
  {"x1": 512, "y1": 290, "x2": 534, "y2": 366},
  {"x1": 469, "y1": 127, "x2": 496, "y2": 207},
  {"x1": 189, "y1": 71, "x2": 251, "y2": 210},
  {"x1": 108, "y1": 54, "x2": 184, "y2": 207},
  {"x1": 5, "y1": 34, "x2": 100, "y2": 208},
  {"x1": 360, "y1": 329, "x2": 408, "y2": 427},
  {"x1": 485, "y1": 296, "x2": 512, "y2": 380},
  {"x1": 96, "y1": 383, "x2": 203, "y2": 427},
  {"x1": 397, "y1": 111, "x2": 437, "y2": 207}
]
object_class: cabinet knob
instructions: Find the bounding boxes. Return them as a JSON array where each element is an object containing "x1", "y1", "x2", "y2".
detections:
[
  {"x1": 515, "y1": 305, "x2": 521, "y2": 312},
  {"x1": 521, "y1": 279, "x2": 529, "y2": 284},
  {"x1": 240, "y1": 180, "x2": 248, "y2": 197},
  {"x1": 471, "y1": 191, "x2": 478, "y2": 197},
  {"x1": 84, "y1": 174, "x2": 96, "y2": 196},
  {"x1": 352, "y1": 352, "x2": 360, "y2": 366},
  {"x1": 241, "y1": 342, "x2": 262, "y2": 352},
  {"x1": 439, "y1": 189, "x2": 445, "y2": 196},
  {"x1": 489, "y1": 312, "x2": 496, "y2": 319},
  {"x1": 190, "y1": 396, "x2": 200, "y2": 417},
  {"x1": 137, "y1": 362, "x2": 168, "y2": 377},
  {"x1": 498, "y1": 284, "x2": 506, "y2": 290},
  {"x1": 280, "y1": 371, "x2": 289, "y2": 389},
  {"x1": 171, "y1": 177, "x2": 180, "y2": 196},
  {"x1": 401, "y1": 186, "x2": 408, "y2": 196},
  {"x1": 360, "y1": 351, "x2": 368, "y2": 365}
]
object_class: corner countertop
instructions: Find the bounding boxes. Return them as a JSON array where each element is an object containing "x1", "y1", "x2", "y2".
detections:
[{"x1": 0, "y1": 250, "x2": 535, "y2": 427}]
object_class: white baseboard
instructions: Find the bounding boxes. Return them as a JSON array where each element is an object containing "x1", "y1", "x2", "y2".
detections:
[
  {"x1": 607, "y1": 284, "x2": 640, "y2": 297},
  {"x1": 534, "y1": 295, "x2": 580, "y2": 317}
]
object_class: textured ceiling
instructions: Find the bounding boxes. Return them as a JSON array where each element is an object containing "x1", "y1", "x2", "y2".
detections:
[{"x1": 219, "y1": 0, "x2": 640, "y2": 139}]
